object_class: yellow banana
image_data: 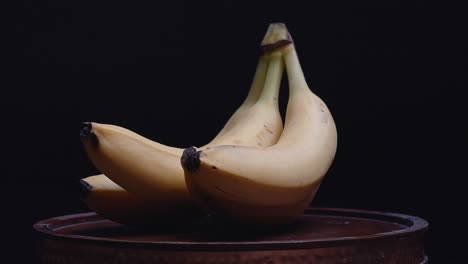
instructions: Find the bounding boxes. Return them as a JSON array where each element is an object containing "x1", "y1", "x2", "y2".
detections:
[
  {"x1": 80, "y1": 174, "x2": 197, "y2": 226},
  {"x1": 181, "y1": 23, "x2": 338, "y2": 227},
  {"x1": 79, "y1": 27, "x2": 285, "y2": 225}
]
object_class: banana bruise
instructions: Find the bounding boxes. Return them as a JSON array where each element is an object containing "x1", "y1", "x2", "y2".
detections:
[
  {"x1": 181, "y1": 23, "x2": 338, "y2": 227},
  {"x1": 79, "y1": 31, "x2": 285, "y2": 225}
]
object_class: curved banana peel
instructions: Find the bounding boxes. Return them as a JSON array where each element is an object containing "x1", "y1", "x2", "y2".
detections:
[
  {"x1": 80, "y1": 175, "x2": 202, "y2": 227},
  {"x1": 181, "y1": 23, "x2": 337, "y2": 227},
  {"x1": 79, "y1": 26, "x2": 286, "y2": 226}
]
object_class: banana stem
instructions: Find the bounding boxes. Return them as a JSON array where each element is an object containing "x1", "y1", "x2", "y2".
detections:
[
  {"x1": 257, "y1": 52, "x2": 283, "y2": 104},
  {"x1": 242, "y1": 55, "x2": 269, "y2": 106},
  {"x1": 259, "y1": 23, "x2": 308, "y2": 96},
  {"x1": 283, "y1": 45, "x2": 309, "y2": 95},
  {"x1": 261, "y1": 23, "x2": 293, "y2": 54}
]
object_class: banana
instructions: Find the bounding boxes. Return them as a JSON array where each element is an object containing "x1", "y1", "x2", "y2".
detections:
[
  {"x1": 79, "y1": 174, "x2": 193, "y2": 226},
  {"x1": 181, "y1": 23, "x2": 338, "y2": 227},
  {"x1": 79, "y1": 28, "x2": 285, "y2": 224}
]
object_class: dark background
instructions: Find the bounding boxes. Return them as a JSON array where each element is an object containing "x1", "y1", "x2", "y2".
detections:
[{"x1": 5, "y1": 2, "x2": 466, "y2": 263}]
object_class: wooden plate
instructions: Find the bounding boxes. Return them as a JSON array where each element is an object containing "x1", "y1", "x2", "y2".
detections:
[{"x1": 34, "y1": 207, "x2": 428, "y2": 263}]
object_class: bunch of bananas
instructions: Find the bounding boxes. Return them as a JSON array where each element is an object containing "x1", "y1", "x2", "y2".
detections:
[{"x1": 79, "y1": 23, "x2": 337, "y2": 228}]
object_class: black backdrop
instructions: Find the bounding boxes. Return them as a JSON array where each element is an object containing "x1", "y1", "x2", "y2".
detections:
[{"x1": 5, "y1": 2, "x2": 466, "y2": 263}]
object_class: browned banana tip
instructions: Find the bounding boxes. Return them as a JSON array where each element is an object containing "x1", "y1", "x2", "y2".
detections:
[
  {"x1": 181, "y1": 146, "x2": 201, "y2": 173},
  {"x1": 260, "y1": 23, "x2": 293, "y2": 55},
  {"x1": 79, "y1": 179, "x2": 93, "y2": 201},
  {"x1": 79, "y1": 122, "x2": 99, "y2": 148}
]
